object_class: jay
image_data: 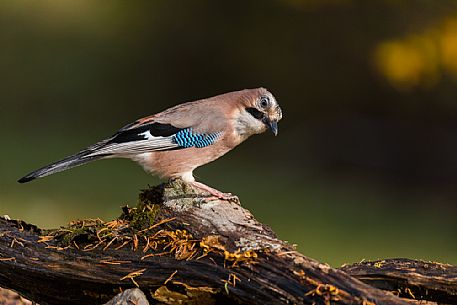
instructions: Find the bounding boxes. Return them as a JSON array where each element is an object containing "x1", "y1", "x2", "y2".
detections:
[{"x1": 18, "y1": 88, "x2": 282, "y2": 200}]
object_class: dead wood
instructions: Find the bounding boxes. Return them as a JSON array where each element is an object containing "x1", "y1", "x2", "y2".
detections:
[
  {"x1": 0, "y1": 180, "x2": 455, "y2": 305},
  {"x1": 340, "y1": 258, "x2": 457, "y2": 304}
]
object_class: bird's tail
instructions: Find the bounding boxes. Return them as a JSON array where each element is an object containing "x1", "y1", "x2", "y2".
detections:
[{"x1": 18, "y1": 145, "x2": 108, "y2": 183}]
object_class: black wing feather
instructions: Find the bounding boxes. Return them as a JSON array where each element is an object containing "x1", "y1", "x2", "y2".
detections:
[{"x1": 109, "y1": 123, "x2": 182, "y2": 144}]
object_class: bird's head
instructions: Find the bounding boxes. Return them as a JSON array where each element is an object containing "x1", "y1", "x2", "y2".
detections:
[{"x1": 235, "y1": 88, "x2": 282, "y2": 138}]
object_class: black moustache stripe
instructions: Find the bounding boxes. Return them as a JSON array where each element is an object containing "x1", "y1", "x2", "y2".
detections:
[{"x1": 245, "y1": 107, "x2": 264, "y2": 120}]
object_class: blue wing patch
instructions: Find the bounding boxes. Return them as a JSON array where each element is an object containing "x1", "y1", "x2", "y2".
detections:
[{"x1": 173, "y1": 128, "x2": 222, "y2": 148}]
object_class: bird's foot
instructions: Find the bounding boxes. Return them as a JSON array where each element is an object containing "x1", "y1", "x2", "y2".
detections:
[
  {"x1": 189, "y1": 181, "x2": 240, "y2": 203},
  {"x1": 203, "y1": 194, "x2": 240, "y2": 204}
]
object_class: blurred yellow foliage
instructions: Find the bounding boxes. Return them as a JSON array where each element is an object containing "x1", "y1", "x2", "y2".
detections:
[
  {"x1": 441, "y1": 19, "x2": 457, "y2": 75},
  {"x1": 375, "y1": 17, "x2": 457, "y2": 90}
]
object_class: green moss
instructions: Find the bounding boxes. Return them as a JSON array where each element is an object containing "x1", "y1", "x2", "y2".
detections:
[
  {"x1": 49, "y1": 219, "x2": 104, "y2": 246},
  {"x1": 128, "y1": 203, "x2": 160, "y2": 231},
  {"x1": 61, "y1": 227, "x2": 93, "y2": 245},
  {"x1": 117, "y1": 186, "x2": 164, "y2": 231}
]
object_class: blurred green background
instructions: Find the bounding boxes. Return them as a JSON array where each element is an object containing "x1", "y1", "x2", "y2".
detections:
[{"x1": 1, "y1": 0, "x2": 456, "y2": 267}]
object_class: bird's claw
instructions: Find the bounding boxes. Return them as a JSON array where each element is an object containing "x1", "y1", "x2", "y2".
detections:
[
  {"x1": 189, "y1": 181, "x2": 240, "y2": 204},
  {"x1": 219, "y1": 193, "x2": 240, "y2": 203},
  {"x1": 198, "y1": 193, "x2": 240, "y2": 204}
]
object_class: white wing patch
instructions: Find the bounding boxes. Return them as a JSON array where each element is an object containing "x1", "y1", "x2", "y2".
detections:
[{"x1": 138, "y1": 130, "x2": 154, "y2": 140}]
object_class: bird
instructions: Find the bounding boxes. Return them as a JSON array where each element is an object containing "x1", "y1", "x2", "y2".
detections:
[{"x1": 18, "y1": 88, "x2": 282, "y2": 200}]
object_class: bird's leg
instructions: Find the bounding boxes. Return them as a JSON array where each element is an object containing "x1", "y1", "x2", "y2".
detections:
[{"x1": 189, "y1": 181, "x2": 239, "y2": 203}]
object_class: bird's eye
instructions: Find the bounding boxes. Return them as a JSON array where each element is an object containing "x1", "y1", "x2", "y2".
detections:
[{"x1": 259, "y1": 96, "x2": 270, "y2": 109}]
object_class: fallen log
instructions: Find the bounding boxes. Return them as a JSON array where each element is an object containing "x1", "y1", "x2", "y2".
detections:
[{"x1": 0, "y1": 180, "x2": 455, "y2": 304}]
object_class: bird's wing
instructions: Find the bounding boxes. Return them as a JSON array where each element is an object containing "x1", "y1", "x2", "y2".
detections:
[
  {"x1": 87, "y1": 121, "x2": 223, "y2": 156},
  {"x1": 90, "y1": 97, "x2": 229, "y2": 157}
]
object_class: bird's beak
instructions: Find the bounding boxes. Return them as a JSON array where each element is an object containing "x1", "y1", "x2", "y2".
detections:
[{"x1": 266, "y1": 119, "x2": 278, "y2": 136}]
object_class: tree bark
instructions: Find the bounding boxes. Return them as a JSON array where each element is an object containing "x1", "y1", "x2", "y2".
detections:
[
  {"x1": 341, "y1": 258, "x2": 457, "y2": 304},
  {"x1": 0, "y1": 181, "x2": 455, "y2": 305}
]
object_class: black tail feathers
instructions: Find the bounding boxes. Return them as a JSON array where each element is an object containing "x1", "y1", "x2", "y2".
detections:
[{"x1": 18, "y1": 153, "x2": 105, "y2": 183}]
